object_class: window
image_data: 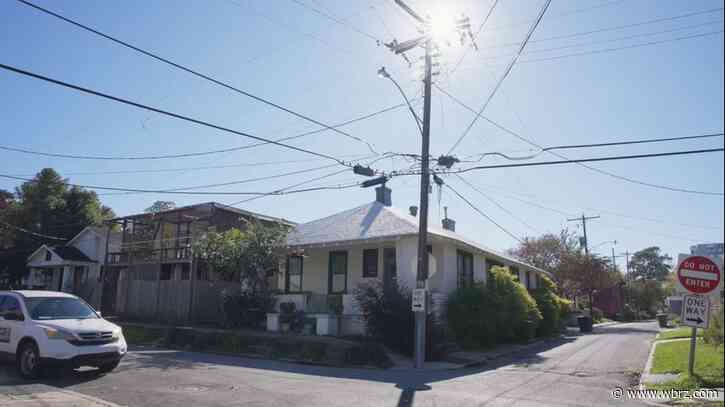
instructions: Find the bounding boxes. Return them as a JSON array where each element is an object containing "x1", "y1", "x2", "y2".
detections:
[
  {"x1": 286, "y1": 256, "x2": 303, "y2": 293},
  {"x1": 45, "y1": 249, "x2": 52, "y2": 261},
  {"x1": 362, "y1": 249, "x2": 378, "y2": 278},
  {"x1": 457, "y1": 250, "x2": 474, "y2": 288},
  {"x1": 180, "y1": 263, "x2": 191, "y2": 280},
  {"x1": 328, "y1": 251, "x2": 348, "y2": 293},
  {"x1": 526, "y1": 271, "x2": 532, "y2": 289},
  {"x1": 0, "y1": 295, "x2": 22, "y2": 319},
  {"x1": 160, "y1": 264, "x2": 174, "y2": 280},
  {"x1": 24, "y1": 297, "x2": 98, "y2": 320},
  {"x1": 75, "y1": 266, "x2": 88, "y2": 285}
]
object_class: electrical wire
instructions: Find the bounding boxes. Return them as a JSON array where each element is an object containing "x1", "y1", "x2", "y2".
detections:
[
  {"x1": 462, "y1": 132, "x2": 725, "y2": 162},
  {"x1": 449, "y1": 0, "x2": 500, "y2": 76},
  {"x1": 483, "y1": 0, "x2": 626, "y2": 33},
  {"x1": 454, "y1": 174, "x2": 538, "y2": 233},
  {"x1": 435, "y1": 84, "x2": 725, "y2": 196},
  {"x1": 0, "y1": 172, "x2": 361, "y2": 197},
  {"x1": 288, "y1": 0, "x2": 383, "y2": 44},
  {"x1": 0, "y1": 97, "x2": 411, "y2": 162},
  {"x1": 445, "y1": 184, "x2": 523, "y2": 243},
  {"x1": 16, "y1": 0, "x2": 379, "y2": 155},
  {"x1": 0, "y1": 63, "x2": 353, "y2": 166},
  {"x1": 447, "y1": 0, "x2": 552, "y2": 154},
  {"x1": 0, "y1": 219, "x2": 68, "y2": 241}
]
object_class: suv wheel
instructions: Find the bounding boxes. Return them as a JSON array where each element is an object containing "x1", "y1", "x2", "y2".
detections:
[{"x1": 17, "y1": 342, "x2": 41, "y2": 379}]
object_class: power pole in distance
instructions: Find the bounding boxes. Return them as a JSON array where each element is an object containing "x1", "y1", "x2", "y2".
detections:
[
  {"x1": 567, "y1": 214, "x2": 600, "y2": 255},
  {"x1": 567, "y1": 214, "x2": 600, "y2": 317}
]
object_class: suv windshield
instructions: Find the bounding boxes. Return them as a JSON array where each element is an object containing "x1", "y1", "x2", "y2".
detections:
[{"x1": 24, "y1": 297, "x2": 99, "y2": 320}]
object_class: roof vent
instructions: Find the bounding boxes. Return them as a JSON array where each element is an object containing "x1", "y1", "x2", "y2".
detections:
[
  {"x1": 375, "y1": 185, "x2": 392, "y2": 206},
  {"x1": 442, "y1": 206, "x2": 455, "y2": 232}
]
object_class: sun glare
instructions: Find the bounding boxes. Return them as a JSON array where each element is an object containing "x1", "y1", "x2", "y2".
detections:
[{"x1": 428, "y1": 7, "x2": 458, "y2": 44}]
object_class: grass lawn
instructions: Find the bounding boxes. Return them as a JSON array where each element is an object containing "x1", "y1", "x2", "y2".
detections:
[
  {"x1": 656, "y1": 327, "x2": 704, "y2": 341},
  {"x1": 650, "y1": 339, "x2": 724, "y2": 389}
]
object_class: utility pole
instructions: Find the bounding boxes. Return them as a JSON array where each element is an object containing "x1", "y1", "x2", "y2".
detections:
[
  {"x1": 567, "y1": 214, "x2": 600, "y2": 318},
  {"x1": 383, "y1": 0, "x2": 474, "y2": 369},
  {"x1": 567, "y1": 214, "x2": 600, "y2": 254}
]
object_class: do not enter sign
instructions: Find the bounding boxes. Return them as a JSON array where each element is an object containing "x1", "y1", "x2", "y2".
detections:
[{"x1": 676, "y1": 255, "x2": 722, "y2": 295}]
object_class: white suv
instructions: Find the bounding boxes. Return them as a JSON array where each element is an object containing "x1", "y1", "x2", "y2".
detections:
[{"x1": 0, "y1": 290, "x2": 127, "y2": 378}]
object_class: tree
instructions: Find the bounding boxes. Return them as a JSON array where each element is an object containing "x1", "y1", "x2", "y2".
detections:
[
  {"x1": 0, "y1": 169, "x2": 115, "y2": 286},
  {"x1": 558, "y1": 252, "x2": 622, "y2": 316},
  {"x1": 145, "y1": 201, "x2": 176, "y2": 214},
  {"x1": 629, "y1": 247, "x2": 672, "y2": 281},
  {"x1": 193, "y1": 219, "x2": 287, "y2": 293},
  {"x1": 508, "y1": 229, "x2": 581, "y2": 298},
  {"x1": 626, "y1": 279, "x2": 666, "y2": 317}
]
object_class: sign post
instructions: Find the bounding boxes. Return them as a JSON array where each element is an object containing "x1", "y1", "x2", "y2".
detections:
[{"x1": 675, "y1": 254, "x2": 722, "y2": 376}]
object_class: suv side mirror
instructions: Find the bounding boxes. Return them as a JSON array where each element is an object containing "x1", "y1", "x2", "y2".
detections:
[{"x1": 3, "y1": 312, "x2": 24, "y2": 321}]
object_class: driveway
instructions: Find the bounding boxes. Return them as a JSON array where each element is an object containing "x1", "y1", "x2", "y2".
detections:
[{"x1": 0, "y1": 321, "x2": 659, "y2": 406}]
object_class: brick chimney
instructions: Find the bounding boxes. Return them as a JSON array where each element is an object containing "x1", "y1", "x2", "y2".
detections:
[
  {"x1": 375, "y1": 185, "x2": 392, "y2": 206},
  {"x1": 442, "y1": 206, "x2": 455, "y2": 232}
]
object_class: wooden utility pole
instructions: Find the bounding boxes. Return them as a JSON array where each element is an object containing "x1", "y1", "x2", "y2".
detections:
[{"x1": 568, "y1": 214, "x2": 600, "y2": 317}]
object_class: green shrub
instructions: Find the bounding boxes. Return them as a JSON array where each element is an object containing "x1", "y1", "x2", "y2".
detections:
[
  {"x1": 704, "y1": 306, "x2": 724, "y2": 348},
  {"x1": 344, "y1": 342, "x2": 391, "y2": 367},
  {"x1": 531, "y1": 274, "x2": 571, "y2": 337},
  {"x1": 446, "y1": 285, "x2": 496, "y2": 348},
  {"x1": 221, "y1": 288, "x2": 275, "y2": 329},
  {"x1": 488, "y1": 266, "x2": 542, "y2": 342},
  {"x1": 354, "y1": 279, "x2": 414, "y2": 355},
  {"x1": 622, "y1": 304, "x2": 637, "y2": 321}
]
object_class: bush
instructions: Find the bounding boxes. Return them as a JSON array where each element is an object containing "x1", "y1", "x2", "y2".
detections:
[
  {"x1": 446, "y1": 266, "x2": 543, "y2": 348},
  {"x1": 622, "y1": 304, "x2": 637, "y2": 321},
  {"x1": 531, "y1": 275, "x2": 569, "y2": 337},
  {"x1": 354, "y1": 280, "x2": 414, "y2": 355},
  {"x1": 447, "y1": 285, "x2": 496, "y2": 348},
  {"x1": 487, "y1": 266, "x2": 542, "y2": 342},
  {"x1": 221, "y1": 288, "x2": 275, "y2": 329},
  {"x1": 704, "y1": 306, "x2": 724, "y2": 348}
]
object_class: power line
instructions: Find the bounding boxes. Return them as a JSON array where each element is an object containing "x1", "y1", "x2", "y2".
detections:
[
  {"x1": 519, "y1": 30, "x2": 724, "y2": 64},
  {"x1": 445, "y1": 184, "x2": 523, "y2": 243},
  {"x1": 453, "y1": 174, "x2": 538, "y2": 233},
  {"x1": 288, "y1": 0, "x2": 383, "y2": 44},
  {"x1": 463, "y1": 132, "x2": 725, "y2": 162},
  {"x1": 483, "y1": 0, "x2": 627, "y2": 33},
  {"x1": 0, "y1": 63, "x2": 351, "y2": 166},
  {"x1": 449, "y1": 0, "x2": 500, "y2": 76},
  {"x1": 0, "y1": 97, "x2": 411, "y2": 162},
  {"x1": 16, "y1": 0, "x2": 379, "y2": 154},
  {"x1": 469, "y1": 19, "x2": 724, "y2": 63},
  {"x1": 0, "y1": 219, "x2": 68, "y2": 241},
  {"x1": 0, "y1": 172, "x2": 360, "y2": 197},
  {"x1": 435, "y1": 84, "x2": 725, "y2": 196},
  {"x1": 447, "y1": 0, "x2": 552, "y2": 154},
  {"x1": 98, "y1": 162, "x2": 346, "y2": 196}
]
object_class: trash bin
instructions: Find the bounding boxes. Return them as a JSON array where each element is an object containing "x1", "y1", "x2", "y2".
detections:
[
  {"x1": 656, "y1": 313, "x2": 668, "y2": 328},
  {"x1": 577, "y1": 315, "x2": 593, "y2": 333}
]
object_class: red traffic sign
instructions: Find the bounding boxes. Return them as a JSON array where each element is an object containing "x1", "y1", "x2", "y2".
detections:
[{"x1": 677, "y1": 256, "x2": 721, "y2": 295}]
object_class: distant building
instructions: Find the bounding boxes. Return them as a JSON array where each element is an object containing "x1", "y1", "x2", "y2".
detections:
[{"x1": 690, "y1": 243, "x2": 724, "y2": 257}]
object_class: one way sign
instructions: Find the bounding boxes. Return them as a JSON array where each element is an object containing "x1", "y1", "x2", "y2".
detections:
[{"x1": 682, "y1": 294, "x2": 710, "y2": 329}]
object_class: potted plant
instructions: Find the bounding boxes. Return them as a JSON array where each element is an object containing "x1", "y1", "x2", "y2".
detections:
[{"x1": 279, "y1": 302, "x2": 296, "y2": 333}]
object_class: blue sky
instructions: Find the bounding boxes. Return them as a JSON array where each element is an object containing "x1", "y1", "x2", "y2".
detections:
[{"x1": 1, "y1": 0, "x2": 723, "y2": 269}]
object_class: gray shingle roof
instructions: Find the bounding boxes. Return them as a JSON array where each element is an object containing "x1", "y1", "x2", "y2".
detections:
[
  {"x1": 51, "y1": 246, "x2": 95, "y2": 263},
  {"x1": 287, "y1": 201, "x2": 549, "y2": 275}
]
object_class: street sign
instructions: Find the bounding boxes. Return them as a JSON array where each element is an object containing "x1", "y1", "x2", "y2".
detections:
[
  {"x1": 412, "y1": 288, "x2": 426, "y2": 312},
  {"x1": 682, "y1": 294, "x2": 710, "y2": 329},
  {"x1": 676, "y1": 254, "x2": 722, "y2": 295}
]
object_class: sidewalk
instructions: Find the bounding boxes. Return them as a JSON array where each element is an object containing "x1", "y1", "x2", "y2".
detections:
[{"x1": 0, "y1": 389, "x2": 121, "y2": 407}]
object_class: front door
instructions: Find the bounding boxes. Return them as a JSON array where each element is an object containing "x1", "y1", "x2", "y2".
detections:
[{"x1": 383, "y1": 248, "x2": 397, "y2": 294}]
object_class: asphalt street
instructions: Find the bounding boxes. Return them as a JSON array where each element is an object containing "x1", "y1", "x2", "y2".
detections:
[{"x1": 0, "y1": 321, "x2": 659, "y2": 406}]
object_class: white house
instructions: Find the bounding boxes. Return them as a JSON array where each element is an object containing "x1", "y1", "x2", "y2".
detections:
[
  {"x1": 270, "y1": 186, "x2": 550, "y2": 336},
  {"x1": 25, "y1": 226, "x2": 119, "y2": 309}
]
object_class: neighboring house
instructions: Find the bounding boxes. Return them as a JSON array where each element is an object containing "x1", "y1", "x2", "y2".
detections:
[
  {"x1": 593, "y1": 284, "x2": 625, "y2": 318},
  {"x1": 25, "y1": 226, "x2": 119, "y2": 309},
  {"x1": 271, "y1": 186, "x2": 550, "y2": 336},
  {"x1": 104, "y1": 202, "x2": 294, "y2": 323}
]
